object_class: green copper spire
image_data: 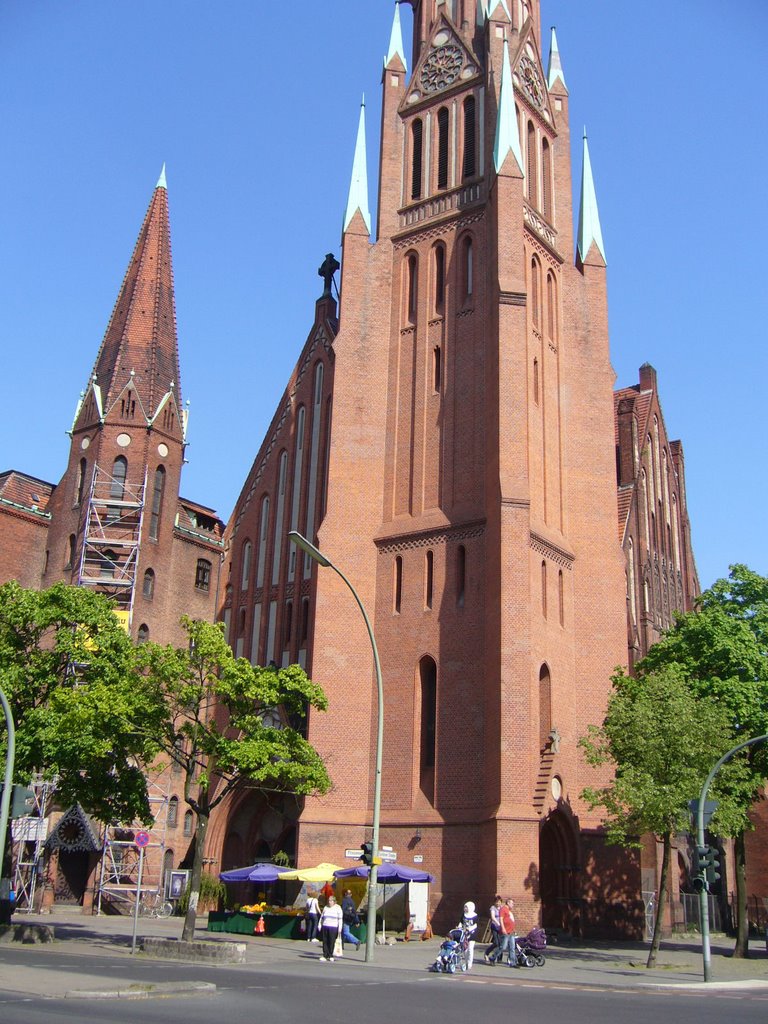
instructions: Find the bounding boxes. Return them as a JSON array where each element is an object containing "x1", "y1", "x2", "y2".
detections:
[
  {"x1": 385, "y1": 2, "x2": 407, "y2": 71},
  {"x1": 156, "y1": 163, "x2": 167, "y2": 190},
  {"x1": 547, "y1": 27, "x2": 567, "y2": 90},
  {"x1": 577, "y1": 130, "x2": 606, "y2": 263},
  {"x1": 493, "y1": 40, "x2": 524, "y2": 175},
  {"x1": 343, "y1": 97, "x2": 371, "y2": 234}
]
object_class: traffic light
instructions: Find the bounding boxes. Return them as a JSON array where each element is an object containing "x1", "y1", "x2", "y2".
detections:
[
  {"x1": 694, "y1": 846, "x2": 709, "y2": 874},
  {"x1": 706, "y1": 846, "x2": 721, "y2": 886},
  {"x1": 360, "y1": 841, "x2": 373, "y2": 866},
  {"x1": 0, "y1": 784, "x2": 35, "y2": 819},
  {"x1": 692, "y1": 874, "x2": 709, "y2": 894}
]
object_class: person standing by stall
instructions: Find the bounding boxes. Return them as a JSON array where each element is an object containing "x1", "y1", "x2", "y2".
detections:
[
  {"x1": 319, "y1": 894, "x2": 344, "y2": 961},
  {"x1": 305, "y1": 890, "x2": 321, "y2": 944}
]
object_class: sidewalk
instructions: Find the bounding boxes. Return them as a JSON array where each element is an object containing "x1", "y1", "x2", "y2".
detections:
[{"x1": 2, "y1": 909, "x2": 768, "y2": 998}]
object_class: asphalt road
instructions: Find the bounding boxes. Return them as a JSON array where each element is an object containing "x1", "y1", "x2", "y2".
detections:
[{"x1": 1, "y1": 945, "x2": 767, "y2": 1024}]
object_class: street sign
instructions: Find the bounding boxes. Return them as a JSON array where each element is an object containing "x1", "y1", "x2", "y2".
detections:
[
  {"x1": 379, "y1": 849, "x2": 397, "y2": 862},
  {"x1": 135, "y1": 830, "x2": 150, "y2": 849},
  {"x1": 345, "y1": 848, "x2": 364, "y2": 859}
]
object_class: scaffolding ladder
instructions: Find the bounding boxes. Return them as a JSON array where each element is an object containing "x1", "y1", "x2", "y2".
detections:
[
  {"x1": 95, "y1": 769, "x2": 172, "y2": 915},
  {"x1": 11, "y1": 776, "x2": 56, "y2": 912},
  {"x1": 77, "y1": 463, "x2": 147, "y2": 626}
]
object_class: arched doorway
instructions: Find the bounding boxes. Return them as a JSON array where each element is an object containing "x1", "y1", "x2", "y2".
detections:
[{"x1": 539, "y1": 808, "x2": 581, "y2": 934}]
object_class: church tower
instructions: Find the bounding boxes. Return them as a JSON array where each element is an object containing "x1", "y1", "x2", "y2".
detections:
[
  {"x1": 305, "y1": 0, "x2": 628, "y2": 930},
  {"x1": 42, "y1": 170, "x2": 222, "y2": 645},
  {"x1": 219, "y1": 1, "x2": 633, "y2": 934}
]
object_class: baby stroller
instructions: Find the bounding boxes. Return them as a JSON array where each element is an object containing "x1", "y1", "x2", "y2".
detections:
[
  {"x1": 432, "y1": 927, "x2": 471, "y2": 973},
  {"x1": 516, "y1": 926, "x2": 547, "y2": 967}
]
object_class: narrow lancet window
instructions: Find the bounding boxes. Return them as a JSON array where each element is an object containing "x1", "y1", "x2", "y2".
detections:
[
  {"x1": 434, "y1": 244, "x2": 445, "y2": 312},
  {"x1": 437, "y1": 107, "x2": 449, "y2": 190},
  {"x1": 411, "y1": 119, "x2": 423, "y2": 200},
  {"x1": 462, "y1": 96, "x2": 476, "y2": 179}
]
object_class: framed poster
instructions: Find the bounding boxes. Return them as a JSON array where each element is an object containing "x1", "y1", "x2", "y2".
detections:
[{"x1": 167, "y1": 870, "x2": 189, "y2": 900}]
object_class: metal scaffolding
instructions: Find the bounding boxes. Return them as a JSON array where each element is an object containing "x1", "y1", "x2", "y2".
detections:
[
  {"x1": 77, "y1": 462, "x2": 147, "y2": 624},
  {"x1": 95, "y1": 770, "x2": 172, "y2": 915},
  {"x1": 11, "y1": 775, "x2": 56, "y2": 912}
]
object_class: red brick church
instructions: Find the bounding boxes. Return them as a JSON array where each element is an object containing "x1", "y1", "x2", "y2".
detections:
[
  {"x1": 210, "y1": 1, "x2": 701, "y2": 935},
  {"x1": 1, "y1": 1, "x2": 706, "y2": 934}
]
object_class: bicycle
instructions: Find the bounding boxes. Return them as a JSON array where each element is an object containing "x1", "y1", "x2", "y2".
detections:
[{"x1": 138, "y1": 890, "x2": 174, "y2": 918}]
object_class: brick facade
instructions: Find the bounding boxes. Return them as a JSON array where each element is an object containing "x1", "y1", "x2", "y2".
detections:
[{"x1": 214, "y1": 2, "x2": 644, "y2": 938}]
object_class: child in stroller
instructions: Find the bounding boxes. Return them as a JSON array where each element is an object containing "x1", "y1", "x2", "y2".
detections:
[
  {"x1": 432, "y1": 902, "x2": 479, "y2": 974},
  {"x1": 511, "y1": 926, "x2": 547, "y2": 967},
  {"x1": 432, "y1": 928, "x2": 471, "y2": 973}
]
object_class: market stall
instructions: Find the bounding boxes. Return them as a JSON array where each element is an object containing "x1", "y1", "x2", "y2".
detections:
[
  {"x1": 212, "y1": 862, "x2": 343, "y2": 938},
  {"x1": 334, "y1": 862, "x2": 435, "y2": 942}
]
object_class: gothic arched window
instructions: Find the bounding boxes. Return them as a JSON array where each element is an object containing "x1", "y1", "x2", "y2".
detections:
[
  {"x1": 149, "y1": 465, "x2": 166, "y2": 540},
  {"x1": 542, "y1": 137, "x2": 552, "y2": 221},
  {"x1": 434, "y1": 243, "x2": 445, "y2": 313},
  {"x1": 411, "y1": 119, "x2": 423, "y2": 200},
  {"x1": 527, "y1": 121, "x2": 538, "y2": 206},
  {"x1": 437, "y1": 107, "x2": 449, "y2": 190},
  {"x1": 462, "y1": 95, "x2": 476, "y2": 179}
]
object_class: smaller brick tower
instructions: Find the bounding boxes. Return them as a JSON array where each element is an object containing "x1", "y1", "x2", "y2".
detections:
[{"x1": 41, "y1": 168, "x2": 222, "y2": 644}]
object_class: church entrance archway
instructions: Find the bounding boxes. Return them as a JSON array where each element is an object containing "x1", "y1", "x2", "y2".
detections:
[{"x1": 539, "y1": 809, "x2": 581, "y2": 934}]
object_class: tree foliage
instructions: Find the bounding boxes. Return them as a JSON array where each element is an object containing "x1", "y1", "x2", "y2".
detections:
[
  {"x1": 580, "y1": 663, "x2": 735, "y2": 966},
  {"x1": 636, "y1": 564, "x2": 768, "y2": 956},
  {"x1": 0, "y1": 581, "x2": 159, "y2": 824},
  {"x1": 581, "y1": 664, "x2": 735, "y2": 846},
  {"x1": 136, "y1": 616, "x2": 331, "y2": 940}
]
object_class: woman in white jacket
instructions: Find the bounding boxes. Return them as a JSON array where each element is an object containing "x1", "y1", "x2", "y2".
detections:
[{"x1": 319, "y1": 895, "x2": 344, "y2": 961}]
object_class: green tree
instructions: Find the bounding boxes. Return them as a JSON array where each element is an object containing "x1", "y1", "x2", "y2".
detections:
[
  {"x1": 639, "y1": 564, "x2": 768, "y2": 957},
  {"x1": 0, "y1": 581, "x2": 158, "y2": 834},
  {"x1": 137, "y1": 617, "x2": 331, "y2": 942},
  {"x1": 580, "y1": 664, "x2": 735, "y2": 967}
]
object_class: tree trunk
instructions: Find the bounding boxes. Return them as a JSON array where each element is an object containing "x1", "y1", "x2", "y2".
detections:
[
  {"x1": 732, "y1": 831, "x2": 749, "y2": 958},
  {"x1": 646, "y1": 834, "x2": 671, "y2": 968},
  {"x1": 181, "y1": 809, "x2": 209, "y2": 942}
]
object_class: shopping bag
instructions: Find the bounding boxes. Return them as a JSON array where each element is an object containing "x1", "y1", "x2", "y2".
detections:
[{"x1": 333, "y1": 935, "x2": 343, "y2": 957}]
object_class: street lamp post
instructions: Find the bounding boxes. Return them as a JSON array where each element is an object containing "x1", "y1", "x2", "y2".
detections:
[
  {"x1": 695, "y1": 733, "x2": 768, "y2": 982},
  {"x1": 288, "y1": 530, "x2": 383, "y2": 964},
  {"x1": 0, "y1": 685, "x2": 16, "y2": 900}
]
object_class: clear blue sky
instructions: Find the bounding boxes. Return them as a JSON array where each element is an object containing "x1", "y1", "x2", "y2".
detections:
[{"x1": 1, "y1": 1, "x2": 765, "y2": 591}]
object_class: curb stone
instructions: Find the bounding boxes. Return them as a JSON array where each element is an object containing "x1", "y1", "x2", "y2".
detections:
[{"x1": 65, "y1": 981, "x2": 217, "y2": 1000}]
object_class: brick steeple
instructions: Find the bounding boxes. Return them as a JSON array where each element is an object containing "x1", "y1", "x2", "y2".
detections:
[
  {"x1": 73, "y1": 170, "x2": 184, "y2": 439},
  {"x1": 43, "y1": 172, "x2": 190, "y2": 631}
]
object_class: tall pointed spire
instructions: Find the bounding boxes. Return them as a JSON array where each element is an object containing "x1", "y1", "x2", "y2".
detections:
[
  {"x1": 385, "y1": 2, "x2": 407, "y2": 71},
  {"x1": 494, "y1": 40, "x2": 524, "y2": 175},
  {"x1": 476, "y1": 0, "x2": 488, "y2": 23},
  {"x1": 577, "y1": 130, "x2": 606, "y2": 263},
  {"x1": 85, "y1": 175, "x2": 182, "y2": 425},
  {"x1": 547, "y1": 27, "x2": 567, "y2": 90},
  {"x1": 156, "y1": 163, "x2": 167, "y2": 189},
  {"x1": 343, "y1": 97, "x2": 371, "y2": 234}
]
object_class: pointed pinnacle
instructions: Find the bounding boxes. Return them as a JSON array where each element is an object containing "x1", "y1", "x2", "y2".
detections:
[
  {"x1": 343, "y1": 97, "x2": 371, "y2": 234},
  {"x1": 493, "y1": 40, "x2": 524, "y2": 175},
  {"x1": 547, "y1": 27, "x2": 567, "y2": 90},
  {"x1": 156, "y1": 163, "x2": 167, "y2": 189},
  {"x1": 385, "y1": 2, "x2": 407, "y2": 71},
  {"x1": 577, "y1": 130, "x2": 606, "y2": 263}
]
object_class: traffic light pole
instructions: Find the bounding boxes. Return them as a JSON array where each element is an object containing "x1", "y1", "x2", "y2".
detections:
[{"x1": 696, "y1": 733, "x2": 768, "y2": 982}]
